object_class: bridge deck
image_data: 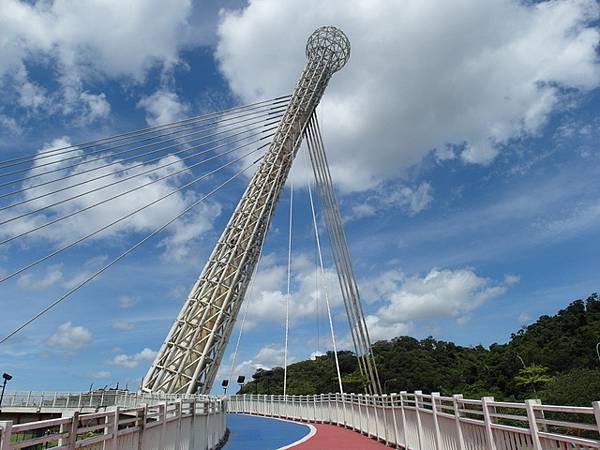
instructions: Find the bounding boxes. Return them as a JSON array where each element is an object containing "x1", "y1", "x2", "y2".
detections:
[
  {"x1": 293, "y1": 423, "x2": 389, "y2": 449},
  {"x1": 224, "y1": 414, "x2": 389, "y2": 449}
]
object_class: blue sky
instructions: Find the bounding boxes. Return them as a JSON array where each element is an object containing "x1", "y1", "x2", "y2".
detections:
[{"x1": 0, "y1": 0, "x2": 599, "y2": 393}]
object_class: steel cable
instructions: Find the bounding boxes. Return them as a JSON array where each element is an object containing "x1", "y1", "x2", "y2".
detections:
[
  {"x1": 0, "y1": 121, "x2": 279, "y2": 220},
  {"x1": 0, "y1": 133, "x2": 274, "y2": 247},
  {"x1": 0, "y1": 105, "x2": 286, "y2": 183},
  {"x1": 0, "y1": 112, "x2": 284, "y2": 202},
  {"x1": 0, "y1": 143, "x2": 270, "y2": 285},
  {"x1": 0, "y1": 156, "x2": 264, "y2": 345},
  {"x1": 0, "y1": 96, "x2": 290, "y2": 169}
]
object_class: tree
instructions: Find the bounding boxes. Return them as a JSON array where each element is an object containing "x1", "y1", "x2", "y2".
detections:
[{"x1": 513, "y1": 365, "x2": 554, "y2": 394}]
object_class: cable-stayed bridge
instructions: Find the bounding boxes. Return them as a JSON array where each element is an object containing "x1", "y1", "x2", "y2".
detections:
[{"x1": 0, "y1": 27, "x2": 599, "y2": 450}]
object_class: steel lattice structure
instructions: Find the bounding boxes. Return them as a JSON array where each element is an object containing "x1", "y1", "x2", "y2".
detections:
[{"x1": 142, "y1": 26, "x2": 379, "y2": 395}]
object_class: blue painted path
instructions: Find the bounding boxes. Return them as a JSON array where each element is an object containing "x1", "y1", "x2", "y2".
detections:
[{"x1": 223, "y1": 413, "x2": 311, "y2": 450}]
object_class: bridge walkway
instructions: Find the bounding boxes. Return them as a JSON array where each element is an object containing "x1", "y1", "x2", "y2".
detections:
[{"x1": 224, "y1": 414, "x2": 389, "y2": 449}]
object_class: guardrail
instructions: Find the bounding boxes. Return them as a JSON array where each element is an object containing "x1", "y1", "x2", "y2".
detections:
[
  {"x1": 0, "y1": 390, "x2": 206, "y2": 410},
  {"x1": 228, "y1": 391, "x2": 600, "y2": 450},
  {"x1": 0, "y1": 396, "x2": 226, "y2": 450}
]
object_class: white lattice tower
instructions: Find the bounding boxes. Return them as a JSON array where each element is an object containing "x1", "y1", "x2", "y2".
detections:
[{"x1": 142, "y1": 27, "x2": 353, "y2": 394}]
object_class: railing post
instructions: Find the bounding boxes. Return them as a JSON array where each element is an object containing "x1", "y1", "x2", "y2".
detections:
[
  {"x1": 138, "y1": 404, "x2": 147, "y2": 450},
  {"x1": 175, "y1": 399, "x2": 182, "y2": 450},
  {"x1": 0, "y1": 421, "x2": 13, "y2": 450},
  {"x1": 373, "y1": 394, "x2": 380, "y2": 440},
  {"x1": 160, "y1": 402, "x2": 167, "y2": 450},
  {"x1": 357, "y1": 394, "x2": 364, "y2": 434},
  {"x1": 525, "y1": 399, "x2": 543, "y2": 450},
  {"x1": 189, "y1": 400, "x2": 196, "y2": 450},
  {"x1": 414, "y1": 391, "x2": 424, "y2": 450},
  {"x1": 389, "y1": 393, "x2": 399, "y2": 447},
  {"x1": 452, "y1": 394, "x2": 466, "y2": 450},
  {"x1": 341, "y1": 392, "x2": 347, "y2": 427},
  {"x1": 481, "y1": 397, "x2": 497, "y2": 450},
  {"x1": 400, "y1": 391, "x2": 408, "y2": 450},
  {"x1": 68, "y1": 411, "x2": 79, "y2": 450},
  {"x1": 431, "y1": 392, "x2": 443, "y2": 450},
  {"x1": 593, "y1": 401, "x2": 600, "y2": 435},
  {"x1": 111, "y1": 407, "x2": 120, "y2": 450}
]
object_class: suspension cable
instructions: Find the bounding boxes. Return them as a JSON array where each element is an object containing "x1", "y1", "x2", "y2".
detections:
[
  {"x1": 0, "y1": 124, "x2": 278, "y2": 225},
  {"x1": 304, "y1": 116, "x2": 365, "y2": 383},
  {"x1": 307, "y1": 113, "x2": 382, "y2": 394},
  {"x1": 0, "y1": 118, "x2": 279, "y2": 214},
  {"x1": 227, "y1": 198, "x2": 278, "y2": 387},
  {"x1": 0, "y1": 156, "x2": 263, "y2": 345},
  {"x1": 304, "y1": 146, "x2": 344, "y2": 394},
  {"x1": 0, "y1": 112, "x2": 283, "y2": 203},
  {"x1": 0, "y1": 96, "x2": 290, "y2": 169},
  {"x1": 0, "y1": 106, "x2": 284, "y2": 186},
  {"x1": 283, "y1": 180, "x2": 293, "y2": 399},
  {"x1": 0, "y1": 143, "x2": 270, "y2": 284}
]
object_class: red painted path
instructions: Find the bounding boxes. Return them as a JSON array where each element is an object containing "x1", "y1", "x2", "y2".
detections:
[{"x1": 292, "y1": 423, "x2": 390, "y2": 449}]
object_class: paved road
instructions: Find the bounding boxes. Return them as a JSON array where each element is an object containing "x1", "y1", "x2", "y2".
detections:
[{"x1": 223, "y1": 414, "x2": 311, "y2": 449}]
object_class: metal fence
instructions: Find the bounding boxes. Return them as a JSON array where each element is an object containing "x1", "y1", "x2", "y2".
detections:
[
  {"x1": 228, "y1": 391, "x2": 600, "y2": 450},
  {"x1": 0, "y1": 390, "x2": 207, "y2": 410},
  {"x1": 0, "y1": 396, "x2": 226, "y2": 450}
]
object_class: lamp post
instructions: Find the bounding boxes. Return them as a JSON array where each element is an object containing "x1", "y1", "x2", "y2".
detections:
[
  {"x1": 383, "y1": 378, "x2": 399, "y2": 393},
  {"x1": 0, "y1": 372, "x2": 13, "y2": 412},
  {"x1": 596, "y1": 342, "x2": 600, "y2": 364}
]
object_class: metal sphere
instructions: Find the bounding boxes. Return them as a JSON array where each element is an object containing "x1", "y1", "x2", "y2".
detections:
[{"x1": 305, "y1": 26, "x2": 350, "y2": 72}]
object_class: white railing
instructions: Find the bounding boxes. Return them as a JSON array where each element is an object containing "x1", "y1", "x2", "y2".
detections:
[
  {"x1": 0, "y1": 390, "x2": 207, "y2": 410},
  {"x1": 0, "y1": 396, "x2": 226, "y2": 450},
  {"x1": 229, "y1": 391, "x2": 600, "y2": 450}
]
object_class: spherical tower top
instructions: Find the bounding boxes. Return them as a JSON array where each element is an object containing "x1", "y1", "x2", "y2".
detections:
[{"x1": 305, "y1": 26, "x2": 350, "y2": 73}]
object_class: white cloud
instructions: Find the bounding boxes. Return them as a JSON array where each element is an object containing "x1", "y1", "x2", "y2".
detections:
[
  {"x1": 91, "y1": 370, "x2": 112, "y2": 379},
  {"x1": 365, "y1": 314, "x2": 413, "y2": 342},
  {"x1": 349, "y1": 182, "x2": 434, "y2": 220},
  {"x1": 48, "y1": 322, "x2": 92, "y2": 350},
  {"x1": 0, "y1": 0, "x2": 194, "y2": 122},
  {"x1": 1, "y1": 138, "x2": 221, "y2": 256},
  {"x1": 376, "y1": 268, "x2": 511, "y2": 322},
  {"x1": 217, "y1": 0, "x2": 600, "y2": 191},
  {"x1": 358, "y1": 267, "x2": 518, "y2": 342},
  {"x1": 79, "y1": 92, "x2": 111, "y2": 124},
  {"x1": 221, "y1": 344, "x2": 292, "y2": 382},
  {"x1": 112, "y1": 321, "x2": 135, "y2": 330},
  {"x1": 241, "y1": 253, "x2": 344, "y2": 327},
  {"x1": 137, "y1": 90, "x2": 189, "y2": 126},
  {"x1": 17, "y1": 264, "x2": 63, "y2": 290},
  {"x1": 0, "y1": 115, "x2": 22, "y2": 134},
  {"x1": 118, "y1": 296, "x2": 138, "y2": 309},
  {"x1": 518, "y1": 311, "x2": 531, "y2": 324},
  {"x1": 111, "y1": 348, "x2": 157, "y2": 368}
]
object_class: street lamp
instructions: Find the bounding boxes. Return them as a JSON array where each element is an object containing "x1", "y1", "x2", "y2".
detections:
[
  {"x1": 0, "y1": 372, "x2": 13, "y2": 412},
  {"x1": 237, "y1": 375, "x2": 246, "y2": 394},
  {"x1": 221, "y1": 379, "x2": 229, "y2": 396},
  {"x1": 516, "y1": 353, "x2": 527, "y2": 369},
  {"x1": 596, "y1": 342, "x2": 600, "y2": 364}
]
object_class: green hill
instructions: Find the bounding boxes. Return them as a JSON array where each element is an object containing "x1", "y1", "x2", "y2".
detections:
[{"x1": 239, "y1": 293, "x2": 600, "y2": 405}]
